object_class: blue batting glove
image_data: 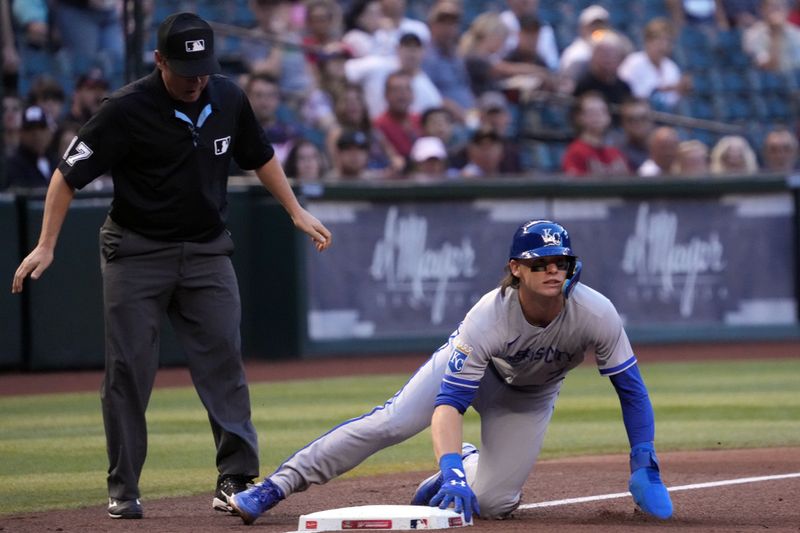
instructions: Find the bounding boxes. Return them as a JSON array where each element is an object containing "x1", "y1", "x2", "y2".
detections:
[
  {"x1": 429, "y1": 453, "x2": 480, "y2": 523},
  {"x1": 628, "y1": 442, "x2": 673, "y2": 519}
]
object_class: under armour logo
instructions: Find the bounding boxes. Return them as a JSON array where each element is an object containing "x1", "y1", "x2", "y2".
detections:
[{"x1": 448, "y1": 480, "x2": 467, "y2": 488}]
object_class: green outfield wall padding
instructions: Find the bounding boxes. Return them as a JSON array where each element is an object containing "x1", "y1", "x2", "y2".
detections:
[{"x1": 0, "y1": 195, "x2": 22, "y2": 369}]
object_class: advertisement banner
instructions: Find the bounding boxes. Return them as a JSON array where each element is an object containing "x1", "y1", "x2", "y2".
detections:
[{"x1": 305, "y1": 194, "x2": 796, "y2": 341}]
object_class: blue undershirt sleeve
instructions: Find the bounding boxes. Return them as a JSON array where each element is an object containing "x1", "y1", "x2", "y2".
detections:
[{"x1": 609, "y1": 363, "x2": 655, "y2": 447}]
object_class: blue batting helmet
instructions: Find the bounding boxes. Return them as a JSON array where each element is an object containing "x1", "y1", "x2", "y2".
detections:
[{"x1": 509, "y1": 220, "x2": 575, "y2": 260}]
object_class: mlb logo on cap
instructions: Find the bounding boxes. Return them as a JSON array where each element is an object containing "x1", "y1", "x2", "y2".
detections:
[
  {"x1": 185, "y1": 39, "x2": 206, "y2": 53},
  {"x1": 157, "y1": 12, "x2": 220, "y2": 77}
]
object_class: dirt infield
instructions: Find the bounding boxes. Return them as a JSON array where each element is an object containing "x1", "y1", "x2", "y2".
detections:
[
  {"x1": 2, "y1": 448, "x2": 798, "y2": 532},
  {"x1": 1, "y1": 341, "x2": 799, "y2": 532}
]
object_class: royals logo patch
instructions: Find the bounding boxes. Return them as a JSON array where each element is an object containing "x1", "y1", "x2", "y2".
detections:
[
  {"x1": 448, "y1": 342, "x2": 472, "y2": 373},
  {"x1": 541, "y1": 228, "x2": 562, "y2": 246}
]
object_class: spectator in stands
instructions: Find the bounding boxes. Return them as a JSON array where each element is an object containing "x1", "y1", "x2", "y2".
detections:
[
  {"x1": 573, "y1": 31, "x2": 633, "y2": 114},
  {"x1": 245, "y1": 73, "x2": 302, "y2": 163},
  {"x1": 330, "y1": 129, "x2": 386, "y2": 180},
  {"x1": 560, "y1": 5, "x2": 611, "y2": 82},
  {"x1": 408, "y1": 135, "x2": 452, "y2": 180},
  {"x1": 302, "y1": 48, "x2": 351, "y2": 135},
  {"x1": 244, "y1": 0, "x2": 312, "y2": 107},
  {"x1": 50, "y1": 0, "x2": 124, "y2": 90},
  {"x1": 420, "y1": 106, "x2": 465, "y2": 168},
  {"x1": 345, "y1": 32, "x2": 442, "y2": 119},
  {"x1": 373, "y1": 71, "x2": 421, "y2": 161},
  {"x1": 761, "y1": 126, "x2": 799, "y2": 171},
  {"x1": 474, "y1": 90, "x2": 524, "y2": 174},
  {"x1": 66, "y1": 68, "x2": 109, "y2": 126},
  {"x1": 459, "y1": 12, "x2": 512, "y2": 96},
  {"x1": 421, "y1": 0, "x2": 476, "y2": 123},
  {"x1": 284, "y1": 138, "x2": 328, "y2": 181},
  {"x1": 672, "y1": 139, "x2": 710, "y2": 176},
  {"x1": 461, "y1": 126, "x2": 505, "y2": 177},
  {"x1": 301, "y1": 0, "x2": 345, "y2": 68},
  {"x1": 2, "y1": 93, "x2": 22, "y2": 158},
  {"x1": 27, "y1": 74, "x2": 66, "y2": 123},
  {"x1": 562, "y1": 91, "x2": 629, "y2": 177},
  {"x1": 4, "y1": 105, "x2": 53, "y2": 189},
  {"x1": 461, "y1": 12, "x2": 561, "y2": 99},
  {"x1": 710, "y1": 134, "x2": 759, "y2": 174},
  {"x1": 789, "y1": 0, "x2": 800, "y2": 25},
  {"x1": 327, "y1": 83, "x2": 399, "y2": 174},
  {"x1": 666, "y1": 0, "x2": 730, "y2": 28},
  {"x1": 505, "y1": 14, "x2": 572, "y2": 95},
  {"x1": 342, "y1": 0, "x2": 393, "y2": 58},
  {"x1": 1, "y1": 0, "x2": 19, "y2": 92},
  {"x1": 10, "y1": 0, "x2": 51, "y2": 95},
  {"x1": 721, "y1": 0, "x2": 761, "y2": 28},
  {"x1": 638, "y1": 126, "x2": 681, "y2": 176},
  {"x1": 743, "y1": 0, "x2": 800, "y2": 71},
  {"x1": 379, "y1": 0, "x2": 430, "y2": 47},
  {"x1": 499, "y1": 0, "x2": 559, "y2": 70},
  {"x1": 613, "y1": 97, "x2": 654, "y2": 172},
  {"x1": 618, "y1": 18, "x2": 691, "y2": 111}
]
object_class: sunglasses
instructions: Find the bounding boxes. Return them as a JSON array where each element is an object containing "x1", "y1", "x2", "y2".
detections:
[{"x1": 526, "y1": 257, "x2": 572, "y2": 272}]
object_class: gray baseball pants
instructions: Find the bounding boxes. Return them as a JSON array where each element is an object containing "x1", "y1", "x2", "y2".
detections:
[
  {"x1": 99, "y1": 216, "x2": 259, "y2": 500},
  {"x1": 269, "y1": 342, "x2": 561, "y2": 518}
]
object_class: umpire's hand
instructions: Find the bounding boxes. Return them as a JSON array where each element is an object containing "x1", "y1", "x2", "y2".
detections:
[
  {"x1": 12, "y1": 245, "x2": 54, "y2": 293},
  {"x1": 292, "y1": 208, "x2": 332, "y2": 252}
]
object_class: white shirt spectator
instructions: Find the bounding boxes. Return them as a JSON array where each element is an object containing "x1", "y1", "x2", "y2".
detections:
[
  {"x1": 345, "y1": 55, "x2": 442, "y2": 118},
  {"x1": 618, "y1": 51, "x2": 683, "y2": 108}
]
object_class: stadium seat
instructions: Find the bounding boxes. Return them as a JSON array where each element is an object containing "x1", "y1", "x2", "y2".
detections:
[{"x1": 716, "y1": 69, "x2": 749, "y2": 95}]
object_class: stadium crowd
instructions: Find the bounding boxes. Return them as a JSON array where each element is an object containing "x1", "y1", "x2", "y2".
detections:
[{"x1": 2, "y1": 0, "x2": 800, "y2": 190}]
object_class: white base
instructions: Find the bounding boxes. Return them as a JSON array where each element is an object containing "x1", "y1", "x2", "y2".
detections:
[{"x1": 293, "y1": 504, "x2": 471, "y2": 531}]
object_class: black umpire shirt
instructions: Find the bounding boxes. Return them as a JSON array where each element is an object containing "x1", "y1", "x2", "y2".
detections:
[{"x1": 59, "y1": 69, "x2": 274, "y2": 242}]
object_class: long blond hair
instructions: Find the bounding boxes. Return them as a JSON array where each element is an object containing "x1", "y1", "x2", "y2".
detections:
[{"x1": 458, "y1": 12, "x2": 509, "y2": 56}]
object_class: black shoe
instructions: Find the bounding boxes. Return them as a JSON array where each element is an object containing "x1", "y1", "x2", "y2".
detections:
[
  {"x1": 107, "y1": 498, "x2": 143, "y2": 519},
  {"x1": 213, "y1": 474, "x2": 254, "y2": 513}
]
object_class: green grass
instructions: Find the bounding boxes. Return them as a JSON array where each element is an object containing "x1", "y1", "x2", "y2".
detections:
[{"x1": 0, "y1": 358, "x2": 798, "y2": 515}]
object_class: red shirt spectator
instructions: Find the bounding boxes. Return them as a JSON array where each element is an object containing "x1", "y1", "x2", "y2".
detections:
[
  {"x1": 562, "y1": 139, "x2": 628, "y2": 176},
  {"x1": 373, "y1": 71, "x2": 421, "y2": 158},
  {"x1": 562, "y1": 91, "x2": 630, "y2": 177}
]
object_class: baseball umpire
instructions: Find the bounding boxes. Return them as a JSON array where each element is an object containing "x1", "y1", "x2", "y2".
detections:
[
  {"x1": 11, "y1": 12, "x2": 332, "y2": 520},
  {"x1": 229, "y1": 220, "x2": 672, "y2": 524}
]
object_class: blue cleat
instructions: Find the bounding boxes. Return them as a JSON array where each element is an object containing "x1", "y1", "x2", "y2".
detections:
[
  {"x1": 229, "y1": 479, "x2": 285, "y2": 525},
  {"x1": 411, "y1": 443, "x2": 478, "y2": 506}
]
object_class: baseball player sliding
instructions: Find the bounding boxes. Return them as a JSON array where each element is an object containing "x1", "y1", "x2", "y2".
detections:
[{"x1": 230, "y1": 220, "x2": 673, "y2": 524}]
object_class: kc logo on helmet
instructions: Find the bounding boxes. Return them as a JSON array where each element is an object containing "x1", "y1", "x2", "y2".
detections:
[
  {"x1": 541, "y1": 228, "x2": 562, "y2": 246},
  {"x1": 185, "y1": 39, "x2": 206, "y2": 52}
]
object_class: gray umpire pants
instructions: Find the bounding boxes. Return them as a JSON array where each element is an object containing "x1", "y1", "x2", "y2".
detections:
[{"x1": 99, "y1": 216, "x2": 259, "y2": 500}]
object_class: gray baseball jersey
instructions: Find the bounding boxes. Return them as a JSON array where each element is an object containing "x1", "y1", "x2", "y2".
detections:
[{"x1": 268, "y1": 282, "x2": 636, "y2": 518}]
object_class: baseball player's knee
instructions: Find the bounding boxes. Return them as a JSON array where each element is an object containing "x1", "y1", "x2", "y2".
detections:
[{"x1": 475, "y1": 491, "x2": 519, "y2": 519}]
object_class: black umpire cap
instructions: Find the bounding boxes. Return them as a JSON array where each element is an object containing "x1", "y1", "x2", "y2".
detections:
[{"x1": 157, "y1": 13, "x2": 221, "y2": 77}]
